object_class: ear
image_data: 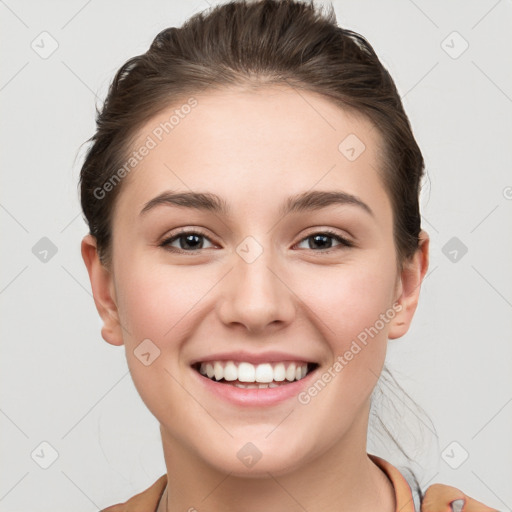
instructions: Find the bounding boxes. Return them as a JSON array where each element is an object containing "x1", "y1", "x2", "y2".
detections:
[
  {"x1": 81, "y1": 234, "x2": 124, "y2": 346},
  {"x1": 388, "y1": 230, "x2": 430, "y2": 340}
]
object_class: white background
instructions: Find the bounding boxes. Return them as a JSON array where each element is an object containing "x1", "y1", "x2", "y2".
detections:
[{"x1": 0, "y1": 0, "x2": 511, "y2": 510}]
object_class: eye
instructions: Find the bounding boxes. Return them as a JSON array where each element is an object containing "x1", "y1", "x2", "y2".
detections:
[
  {"x1": 160, "y1": 229, "x2": 215, "y2": 253},
  {"x1": 295, "y1": 230, "x2": 353, "y2": 252},
  {"x1": 159, "y1": 228, "x2": 353, "y2": 254}
]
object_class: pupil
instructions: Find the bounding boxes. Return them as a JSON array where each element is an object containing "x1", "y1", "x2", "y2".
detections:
[
  {"x1": 181, "y1": 234, "x2": 202, "y2": 250},
  {"x1": 311, "y1": 234, "x2": 331, "y2": 249}
]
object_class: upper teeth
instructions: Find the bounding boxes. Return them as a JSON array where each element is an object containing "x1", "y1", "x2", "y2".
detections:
[{"x1": 198, "y1": 361, "x2": 308, "y2": 383}]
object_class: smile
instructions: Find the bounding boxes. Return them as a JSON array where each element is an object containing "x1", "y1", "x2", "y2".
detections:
[{"x1": 192, "y1": 360, "x2": 318, "y2": 388}]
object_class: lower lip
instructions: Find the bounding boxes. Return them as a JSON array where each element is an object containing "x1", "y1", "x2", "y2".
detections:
[{"x1": 192, "y1": 366, "x2": 318, "y2": 407}]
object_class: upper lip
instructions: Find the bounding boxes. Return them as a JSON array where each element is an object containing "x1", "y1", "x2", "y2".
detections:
[{"x1": 190, "y1": 351, "x2": 318, "y2": 366}]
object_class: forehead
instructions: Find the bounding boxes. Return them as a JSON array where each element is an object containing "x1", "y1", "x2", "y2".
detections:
[{"x1": 114, "y1": 85, "x2": 390, "y2": 224}]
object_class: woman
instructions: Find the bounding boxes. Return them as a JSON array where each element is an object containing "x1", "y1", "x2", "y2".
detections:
[{"x1": 79, "y1": 0, "x2": 497, "y2": 510}]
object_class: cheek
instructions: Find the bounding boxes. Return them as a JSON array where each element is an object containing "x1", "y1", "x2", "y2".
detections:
[
  {"x1": 113, "y1": 261, "x2": 212, "y2": 417},
  {"x1": 116, "y1": 248, "x2": 397, "y2": 357},
  {"x1": 291, "y1": 256, "x2": 397, "y2": 407},
  {"x1": 294, "y1": 258, "x2": 397, "y2": 350},
  {"x1": 115, "y1": 259, "x2": 209, "y2": 346}
]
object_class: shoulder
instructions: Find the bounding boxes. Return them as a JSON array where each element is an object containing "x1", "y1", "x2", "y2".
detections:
[
  {"x1": 370, "y1": 455, "x2": 498, "y2": 512},
  {"x1": 421, "y1": 483, "x2": 498, "y2": 512},
  {"x1": 100, "y1": 474, "x2": 167, "y2": 512},
  {"x1": 98, "y1": 468, "x2": 498, "y2": 512}
]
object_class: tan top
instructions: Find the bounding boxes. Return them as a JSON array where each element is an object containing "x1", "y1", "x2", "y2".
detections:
[{"x1": 100, "y1": 454, "x2": 498, "y2": 512}]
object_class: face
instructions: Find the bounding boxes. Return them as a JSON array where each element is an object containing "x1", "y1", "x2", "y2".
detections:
[{"x1": 82, "y1": 85, "x2": 428, "y2": 477}]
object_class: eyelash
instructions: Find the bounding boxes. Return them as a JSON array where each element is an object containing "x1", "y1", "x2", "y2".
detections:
[{"x1": 159, "y1": 228, "x2": 354, "y2": 255}]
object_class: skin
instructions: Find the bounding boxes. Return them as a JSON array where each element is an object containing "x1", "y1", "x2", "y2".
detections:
[{"x1": 82, "y1": 85, "x2": 429, "y2": 512}]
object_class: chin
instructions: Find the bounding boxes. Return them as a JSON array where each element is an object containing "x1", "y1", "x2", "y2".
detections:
[{"x1": 200, "y1": 439, "x2": 307, "y2": 478}]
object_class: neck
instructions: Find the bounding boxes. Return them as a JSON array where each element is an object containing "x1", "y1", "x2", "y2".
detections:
[{"x1": 157, "y1": 416, "x2": 395, "y2": 512}]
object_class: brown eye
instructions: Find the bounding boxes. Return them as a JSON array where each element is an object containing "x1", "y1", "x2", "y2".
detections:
[
  {"x1": 160, "y1": 230, "x2": 215, "y2": 253},
  {"x1": 296, "y1": 230, "x2": 353, "y2": 252}
]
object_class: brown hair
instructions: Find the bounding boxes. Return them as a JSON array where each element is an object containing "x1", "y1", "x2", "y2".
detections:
[{"x1": 79, "y1": 0, "x2": 424, "y2": 269}]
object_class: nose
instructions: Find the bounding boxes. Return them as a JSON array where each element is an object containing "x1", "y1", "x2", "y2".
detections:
[{"x1": 217, "y1": 244, "x2": 296, "y2": 335}]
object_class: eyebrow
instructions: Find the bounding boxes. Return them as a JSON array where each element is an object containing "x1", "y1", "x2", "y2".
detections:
[{"x1": 139, "y1": 190, "x2": 374, "y2": 218}]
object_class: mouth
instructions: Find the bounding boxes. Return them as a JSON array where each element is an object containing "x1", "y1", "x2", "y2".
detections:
[{"x1": 191, "y1": 360, "x2": 319, "y2": 389}]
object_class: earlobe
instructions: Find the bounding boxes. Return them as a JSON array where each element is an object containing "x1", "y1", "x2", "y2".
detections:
[
  {"x1": 388, "y1": 230, "x2": 430, "y2": 340},
  {"x1": 81, "y1": 234, "x2": 124, "y2": 346}
]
